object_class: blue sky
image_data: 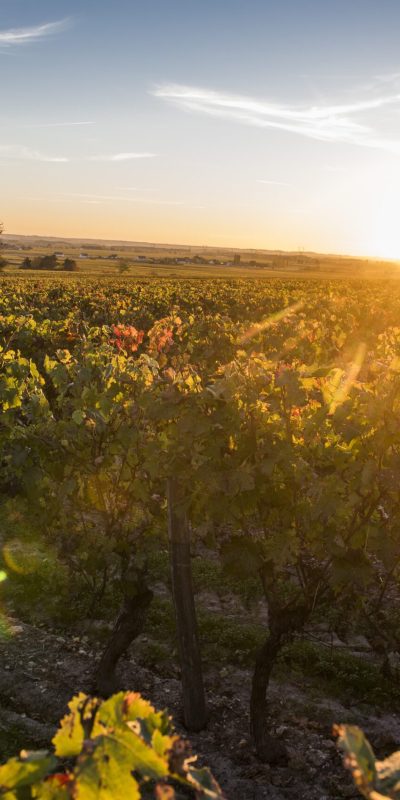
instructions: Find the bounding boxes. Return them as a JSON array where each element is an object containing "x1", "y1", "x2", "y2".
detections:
[{"x1": 2, "y1": 0, "x2": 400, "y2": 255}]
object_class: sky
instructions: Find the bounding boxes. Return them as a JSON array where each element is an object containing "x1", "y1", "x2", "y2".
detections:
[{"x1": 2, "y1": 0, "x2": 400, "y2": 257}]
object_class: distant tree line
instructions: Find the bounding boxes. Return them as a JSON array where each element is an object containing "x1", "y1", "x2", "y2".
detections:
[{"x1": 20, "y1": 254, "x2": 77, "y2": 272}]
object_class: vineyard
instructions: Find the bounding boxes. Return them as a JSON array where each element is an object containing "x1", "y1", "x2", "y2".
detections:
[{"x1": 2, "y1": 274, "x2": 400, "y2": 798}]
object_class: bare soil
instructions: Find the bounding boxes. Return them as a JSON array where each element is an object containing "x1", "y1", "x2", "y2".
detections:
[{"x1": 1, "y1": 620, "x2": 399, "y2": 799}]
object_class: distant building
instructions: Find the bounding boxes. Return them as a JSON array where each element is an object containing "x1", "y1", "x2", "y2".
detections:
[{"x1": 233, "y1": 254, "x2": 241, "y2": 265}]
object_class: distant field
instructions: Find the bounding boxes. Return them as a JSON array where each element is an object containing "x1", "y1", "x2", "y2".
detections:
[
  {"x1": 3, "y1": 266, "x2": 400, "y2": 800},
  {"x1": 2, "y1": 236, "x2": 399, "y2": 280}
]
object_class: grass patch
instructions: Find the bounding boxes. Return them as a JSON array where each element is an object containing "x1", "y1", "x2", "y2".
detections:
[
  {"x1": 145, "y1": 599, "x2": 400, "y2": 710},
  {"x1": 144, "y1": 596, "x2": 264, "y2": 666},
  {"x1": 191, "y1": 556, "x2": 262, "y2": 607},
  {"x1": 145, "y1": 597, "x2": 177, "y2": 643},
  {"x1": 279, "y1": 640, "x2": 400, "y2": 708},
  {"x1": 198, "y1": 609, "x2": 264, "y2": 666}
]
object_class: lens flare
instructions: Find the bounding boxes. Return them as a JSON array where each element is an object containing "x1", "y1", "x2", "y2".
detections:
[
  {"x1": 238, "y1": 301, "x2": 304, "y2": 344},
  {"x1": 3, "y1": 540, "x2": 42, "y2": 575},
  {"x1": 329, "y1": 342, "x2": 367, "y2": 414}
]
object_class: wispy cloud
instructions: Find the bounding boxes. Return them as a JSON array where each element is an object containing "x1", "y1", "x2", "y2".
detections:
[
  {"x1": 88, "y1": 152, "x2": 157, "y2": 162},
  {"x1": 371, "y1": 71, "x2": 400, "y2": 87},
  {"x1": 153, "y1": 83, "x2": 400, "y2": 154},
  {"x1": 0, "y1": 19, "x2": 70, "y2": 48},
  {"x1": 60, "y1": 192, "x2": 182, "y2": 206},
  {"x1": 0, "y1": 145, "x2": 68, "y2": 163},
  {"x1": 25, "y1": 121, "x2": 94, "y2": 129},
  {"x1": 0, "y1": 148, "x2": 157, "y2": 164}
]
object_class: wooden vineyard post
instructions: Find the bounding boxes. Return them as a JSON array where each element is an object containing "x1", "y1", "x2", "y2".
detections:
[{"x1": 167, "y1": 477, "x2": 207, "y2": 731}]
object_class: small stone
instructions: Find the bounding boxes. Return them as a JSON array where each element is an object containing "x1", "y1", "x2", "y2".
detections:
[
  {"x1": 309, "y1": 749, "x2": 327, "y2": 766},
  {"x1": 11, "y1": 625, "x2": 24, "y2": 635},
  {"x1": 288, "y1": 754, "x2": 307, "y2": 771},
  {"x1": 347, "y1": 635, "x2": 372, "y2": 651},
  {"x1": 322, "y1": 739, "x2": 336, "y2": 751}
]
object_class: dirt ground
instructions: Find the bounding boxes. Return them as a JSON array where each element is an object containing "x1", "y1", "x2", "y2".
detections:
[{"x1": 1, "y1": 620, "x2": 400, "y2": 799}]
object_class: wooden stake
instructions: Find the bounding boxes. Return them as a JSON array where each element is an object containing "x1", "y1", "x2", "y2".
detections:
[{"x1": 167, "y1": 478, "x2": 207, "y2": 731}]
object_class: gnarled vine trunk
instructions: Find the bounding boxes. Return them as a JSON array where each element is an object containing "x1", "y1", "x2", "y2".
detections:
[
  {"x1": 250, "y1": 599, "x2": 310, "y2": 763},
  {"x1": 95, "y1": 586, "x2": 153, "y2": 696},
  {"x1": 250, "y1": 631, "x2": 288, "y2": 764}
]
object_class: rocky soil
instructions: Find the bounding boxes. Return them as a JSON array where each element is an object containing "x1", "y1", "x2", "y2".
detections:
[{"x1": 1, "y1": 619, "x2": 399, "y2": 799}]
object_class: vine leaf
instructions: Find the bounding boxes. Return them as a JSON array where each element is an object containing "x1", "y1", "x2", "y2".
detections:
[
  {"x1": 72, "y1": 734, "x2": 141, "y2": 800},
  {"x1": 335, "y1": 724, "x2": 400, "y2": 799},
  {"x1": 187, "y1": 765, "x2": 225, "y2": 798},
  {"x1": 53, "y1": 694, "x2": 99, "y2": 758},
  {"x1": 0, "y1": 750, "x2": 56, "y2": 793}
]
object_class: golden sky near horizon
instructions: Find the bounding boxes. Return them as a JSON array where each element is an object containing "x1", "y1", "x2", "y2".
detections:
[{"x1": 3, "y1": 1, "x2": 400, "y2": 258}]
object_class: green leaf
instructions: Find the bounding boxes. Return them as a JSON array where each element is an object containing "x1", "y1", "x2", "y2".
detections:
[
  {"x1": 221, "y1": 537, "x2": 262, "y2": 579},
  {"x1": 151, "y1": 729, "x2": 173, "y2": 760},
  {"x1": 96, "y1": 692, "x2": 157, "y2": 730},
  {"x1": 115, "y1": 728, "x2": 169, "y2": 780},
  {"x1": 0, "y1": 751, "x2": 56, "y2": 793},
  {"x1": 72, "y1": 410, "x2": 85, "y2": 425},
  {"x1": 376, "y1": 751, "x2": 400, "y2": 797},
  {"x1": 187, "y1": 766, "x2": 225, "y2": 798},
  {"x1": 72, "y1": 735, "x2": 141, "y2": 800},
  {"x1": 53, "y1": 695, "x2": 98, "y2": 758},
  {"x1": 32, "y1": 775, "x2": 71, "y2": 798},
  {"x1": 336, "y1": 725, "x2": 377, "y2": 797}
]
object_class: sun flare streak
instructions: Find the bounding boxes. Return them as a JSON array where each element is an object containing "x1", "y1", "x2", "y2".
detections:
[
  {"x1": 238, "y1": 301, "x2": 304, "y2": 344},
  {"x1": 329, "y1": 343, "x2": 367, "y2": 414}
]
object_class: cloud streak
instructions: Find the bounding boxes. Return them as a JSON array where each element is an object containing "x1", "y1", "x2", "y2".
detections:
[
  {"x1": 88, "y1": 152, "x2": 157, "y2": 162},
  {"x1": 0, "y1": 19, "x2": 70, "y2": 48},
  {"x1": 61, "y1": 192, "x2": 182, "y2": 206},
  {"x1": 0, "y1": 148, "x2": 157, "y2": 164},
  {"x1": 25, "y1": 121, "x2": 94, "y2": 128},
  {"x1": 153, "y1": 83, "x2": 400, "y2": 155},
  {"x1": 0, "y1": 145, "x2": 68, "y2": 163}
]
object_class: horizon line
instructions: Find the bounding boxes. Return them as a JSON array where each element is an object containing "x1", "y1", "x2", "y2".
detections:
[{"x1": 3, "y1": 231, "x2": 399, "y2": 263}]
